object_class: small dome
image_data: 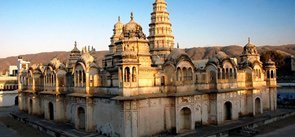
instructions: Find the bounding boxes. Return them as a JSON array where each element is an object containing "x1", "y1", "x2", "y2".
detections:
[
  {"x1": 242, "y1": 37, "x2": 258, "y2": 55},
  {"x1": 265, "y1": 59, "x2": 275, "y2": 66},
  {"x1": 166, "y1": 48, "x2": 192, "y2": 65},
  {"x1": 216, "y1": 51, "x2": 229, "y2": 60},
  {"x1": 121, "y1": 12, "x2": 146, "y2": 39},
  {"x1": 71, "y1": 41, "x2": 80, "y2": 53},
  {"x1": 124, "y1": 13, "x2": 142, "y2": 32},
  {"x1": 114, "y1": 16, "x2": 123, "y2": 29},
  {"x1": 208, "y1": 57, "x2": 219, "y2": 65}
]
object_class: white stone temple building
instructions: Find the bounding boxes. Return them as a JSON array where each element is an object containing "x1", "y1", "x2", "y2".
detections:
[{"x1": 18, "y1": 0, "x2": 277, "y2": 136}]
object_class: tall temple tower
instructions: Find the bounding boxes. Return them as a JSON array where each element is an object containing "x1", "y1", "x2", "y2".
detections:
[{"x1": 148, "y1": 0, "x2": 174, "y2": 65}]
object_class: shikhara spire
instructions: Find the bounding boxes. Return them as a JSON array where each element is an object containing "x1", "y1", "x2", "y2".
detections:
[{"x1": 148, "y1": 0, "x2": 175, "y2": 65}]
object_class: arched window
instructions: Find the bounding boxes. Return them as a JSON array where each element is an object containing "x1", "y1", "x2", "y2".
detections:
[
  {"x1": 226, "y1": 68, "x2": 229, "y2": 79},
  {"x1": 124, "y1": 67, "x2": 130, "y2": 82},
  {"x1": 187, "y1": 68, "x2": 193, "y2": 81},
  {"x1": 177, "y1": 67, "x2": 182, "y2": 81},
  {"x1": 229, "y1": 68, "x2": 233, "y2": 79},
  {"x1": 183, "y1": 68, "x2": 187, "y2": 81},
  {"x1": 222, "y1": 68, "x2": 225, "y2": 79},
  {"x1": 267, "y1": 70, "x2": 270, "y2": 79}
]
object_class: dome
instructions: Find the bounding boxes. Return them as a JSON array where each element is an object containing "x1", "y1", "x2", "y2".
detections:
[
  {"x1": 124, "y1": 13, "x2": 142, "y2": 31},
  {"x1": 166, "y1": 48, "x2": 186, "y2": 61},
  {"x1": 216, "y1": 51, "x2": 229, "y2": 60},
  {"x1": 265, "y1": 59, "x2": 275, "y2": 66},
  {"x1": 166, "y1": 48, "x2": 192, "y2": 65},
  {"x1": 208, "y1": 57, "x2": 219, "y2": 65},
  {"x1": 208, "y1": 51, "x2": 229, "y2": 65},
  {"x1": 71, "y1": 41, "x2": 80, "y2": 54},
  {"x1": 114, "y1": 16, "x2": 123, "y2": 29},
  {"x1": 242, "y1": 37, "x2": 258, "y2": 55},
  {"x1": 121, "y1": 12, "x2": 146, "y2": 39}
]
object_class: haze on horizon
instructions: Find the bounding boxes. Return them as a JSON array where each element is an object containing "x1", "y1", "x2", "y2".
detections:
[{"x1": 0, "y1": 0, "x2": 294, "y2": 58}]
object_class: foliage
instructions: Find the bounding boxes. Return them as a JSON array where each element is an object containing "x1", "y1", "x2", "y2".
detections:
[{"x1": 260, "y1": 50, "x2": 286, "y2": 69}]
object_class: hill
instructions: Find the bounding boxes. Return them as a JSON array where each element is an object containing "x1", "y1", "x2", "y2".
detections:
[{"x1": 0, "y1": 44, "x2": 294, "y2": 74}]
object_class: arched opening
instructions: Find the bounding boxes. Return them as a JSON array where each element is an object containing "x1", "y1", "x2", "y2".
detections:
[
  {"x1": 222, "y1": 68, "x2": 225, "y2": 79},
  {"x1": 14, "y1": 96, "x2": 18, "y2": 106},
  {"x1": 177, "y1": 67, "x2": 182, "y2": 81},
  {"x1": 161, "y1": 76, "x2": 165, "y2": 86},
  {"x1": 77, "y1": 107, "x2": 86, "y2": 129},
  {"x1": 179, "y1": 107, "x2": 191, "y2": 131},
  {"x1": 224, "y1": 101, "x2": 232, "y2": 120},
  {"x1": 255, "y1": 98, "x2": 261, "y2": 115},
  {"x1": 48, "y1": 102, "x2": 54, "y2": 120},
  {"x1": 187, "y1": 68, "x2": 193, "y2": 81},
  {"x1": 124, "y1": 67, "x2": 130, "y2": 82},
  {"x1": 183, "y1": 68, "x2": 187, "y2": 81},
  {"x1": 267, "y1": 70, "x2": 270, "y2": 79},
  {"x1": 209, "y1": 71, "x2": 217, "y2": 89}
]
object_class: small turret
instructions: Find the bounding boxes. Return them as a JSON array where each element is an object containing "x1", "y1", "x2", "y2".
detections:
[{"x1": 265, "y1": 59, "x2": 276, "y2": 87}]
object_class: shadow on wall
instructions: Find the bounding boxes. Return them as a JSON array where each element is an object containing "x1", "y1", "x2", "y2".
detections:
[{"x1": 0, "y1": 90, "x2": 18, "y2": 107}]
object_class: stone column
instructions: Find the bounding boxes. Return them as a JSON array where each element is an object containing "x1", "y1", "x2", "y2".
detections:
[
  {"x1": 32, "y1": 77, "x2": 36, "y2": 92},
  {"x1": 74, "y1": 73, "x2": 76, "y2": 87},
  {"x1": 86, "y1": 97, "x2": 95, "y2": 132},
  {"x1": 77, "y1": 71, "x2": 80, "y2": 87},
  {"x1": 86, "y1": 72, "x2": 90, "y2": 94},
  {"x1": 56, "y1": 75, "x2": 59, "y2": 93},
  {"x1": 18, "y1": 93, "x2": 24, "y2": 111}
]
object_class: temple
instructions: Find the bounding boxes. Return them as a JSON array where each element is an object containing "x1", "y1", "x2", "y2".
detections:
[{"x1": 17, "y1": 0, "x2": 277, "y2": 136}]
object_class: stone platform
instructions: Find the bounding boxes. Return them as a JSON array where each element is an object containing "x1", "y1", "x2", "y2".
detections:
[
  {"x1": 9, "y1": 109, "x2": 295, "y2": 137},
  {"x1": 10, "y1": 111, "x2": 101, "y2": 137},
  {"x1": 176, "y1": 109, "x2": 295, "y2": 137}
]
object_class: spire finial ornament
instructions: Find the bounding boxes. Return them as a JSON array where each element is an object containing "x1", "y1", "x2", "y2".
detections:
[
  {"x1": 177, "y1": 42, "x2": 179, "y2": 48},
  {"x1": 118, "y1": 16, "x2": 121, "y2": 22},
  {"x1": 130, "y1": 12, "x2": 134, "y2": 20},
  {"x1": 248, "y1": 37, "x2": 251, "y2": 43},
  {"x1": 74, "y1": 41, "x2": 77, "y2": 47}
]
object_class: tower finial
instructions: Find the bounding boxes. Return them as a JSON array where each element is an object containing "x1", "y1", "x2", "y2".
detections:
[
  {"x1": 177, "y1": 42, "x2": 179, "y2": 48},
  {"x1": 118, "y1": 16, "x2": 121, "y2": 22},
  {"x1": 130, "y1": 12, "x2": 134, "y2": 20},
  {"x1": 248, "y1": 37, "x2": 251, "y2": 43},
  {"x1": 74, "y1": 41, "x2": 77, "y2": 47}
]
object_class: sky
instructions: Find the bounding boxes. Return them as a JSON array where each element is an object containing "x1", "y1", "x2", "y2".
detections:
[{"x1": 0, "y1": 0, "x2": 295, "y2": 58}]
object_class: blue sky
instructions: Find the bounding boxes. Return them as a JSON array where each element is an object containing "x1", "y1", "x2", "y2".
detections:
[{"x1": 0, "y1": 0, "x2": 294, "y2": 58}]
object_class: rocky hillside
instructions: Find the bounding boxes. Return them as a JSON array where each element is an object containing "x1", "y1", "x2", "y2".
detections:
[{"x1": 0, "y1": 44, "x2": 294, "y2": 74}]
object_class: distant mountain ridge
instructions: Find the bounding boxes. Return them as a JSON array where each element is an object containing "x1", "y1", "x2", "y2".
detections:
[{"x1": 0, "y1": 44, "x2": 294, "y2": 73}]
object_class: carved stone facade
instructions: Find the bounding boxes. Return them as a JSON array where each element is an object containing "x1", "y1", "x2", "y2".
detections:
[{"x1": 18, "y1": 0, "x2": 277, "y2": 136}]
